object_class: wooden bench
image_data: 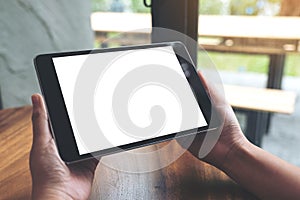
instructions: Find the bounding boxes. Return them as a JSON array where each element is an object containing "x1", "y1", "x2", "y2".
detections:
[{"x1": 224, "y1": 84, "x2": 296, "y2": 146}]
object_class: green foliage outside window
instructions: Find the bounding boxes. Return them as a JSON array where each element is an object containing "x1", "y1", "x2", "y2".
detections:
[
  {"x1": 131, "y1": 0, "x2": 150, "y2": 13},
  {"x1": 92, "y1": 0, "x2": 110, "y2": 12},
  {"x1": 199, "y1": 0, "x2": 281, "y2": 16},
  {"x1": 199, "y1": 0, "x2": 224, "y2": 15},
  {"x1": 229, "y1": 0, "x2": 281, "y2": 16},
  {"x1": 92, "y1": 0, "x2": 281, "y2": 16},
  {"x1": 91, "y1": 0, "x2": 150, "y2": 13}
]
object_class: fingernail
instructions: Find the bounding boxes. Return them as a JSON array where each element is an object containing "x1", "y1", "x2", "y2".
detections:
[{"x1": 31, "y1": 95, "x2": 39, "y2": 106}]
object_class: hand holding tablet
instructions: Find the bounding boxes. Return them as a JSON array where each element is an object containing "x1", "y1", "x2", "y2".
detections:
[{"x1": 34, "y1": 42, "x2": 219, "y2": 163}]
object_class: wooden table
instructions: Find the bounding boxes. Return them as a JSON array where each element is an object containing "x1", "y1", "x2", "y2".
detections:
[
  {"x1": 0, "y1": 106, "x2": 257, "y2": 199},
  {"x1": 0, "y1": 106, "x2": 32, "y2": 200}
]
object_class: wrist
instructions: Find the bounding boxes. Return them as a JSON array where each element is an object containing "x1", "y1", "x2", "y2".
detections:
[
  {"x1": 203, "y1": 129, "x2": 250, "y2": 171},
  {"x1": 221, "y1": 138, "x2": 253, "y2": 173}
]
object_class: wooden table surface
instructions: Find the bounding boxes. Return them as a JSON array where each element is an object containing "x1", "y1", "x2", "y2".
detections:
[{"x1": 0, "y1": 106, "x2": 257, "y2": 200}]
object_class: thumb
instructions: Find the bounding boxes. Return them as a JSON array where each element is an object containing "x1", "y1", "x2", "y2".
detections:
[
  {"x1": 31, "y1": 94, "x2": 53, "y2": 148},
  {"x1": 197, "y1": 70, "x2": 227, "y2": 106}
]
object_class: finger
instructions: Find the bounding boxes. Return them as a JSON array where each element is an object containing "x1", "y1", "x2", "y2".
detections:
[
  {"x1": 197, "y1": 70, "x2": 227, "y2": 106},
  {"x1": 31, "y1": 94, "x2": 52, "y2": 148},
  {"x1": 197, "y1": 71, "x2": 209, "y2": 92}
]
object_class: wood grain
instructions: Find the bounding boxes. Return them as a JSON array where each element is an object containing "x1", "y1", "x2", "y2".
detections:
[
  {"x1": 91, "y1": 141, "x2": 257, "y2": 199},
  {"x1": 0, "y1": 106, "x2": 33, "y2": 200},
  {"x1": 0, "y1": 106, "x2": 257, "y2": 199}
]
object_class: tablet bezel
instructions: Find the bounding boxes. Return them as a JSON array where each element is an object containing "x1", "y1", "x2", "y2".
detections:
[{"x1": 34, "y1": 42, "x2": 218, "y2": 163}]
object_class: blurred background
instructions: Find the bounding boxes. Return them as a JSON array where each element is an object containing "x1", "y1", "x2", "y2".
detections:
[{"x1": 0, "y1": 0, "x2": 299, "y2": 166}]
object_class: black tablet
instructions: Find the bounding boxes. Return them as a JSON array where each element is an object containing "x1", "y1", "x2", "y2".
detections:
[{"x1": 34, "y1": 42, "x2": 218, "y2": 163}]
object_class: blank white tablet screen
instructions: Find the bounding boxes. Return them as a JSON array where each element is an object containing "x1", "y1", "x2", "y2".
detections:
[{"x1": 53, "y1": 46, "x2": 207, "y2": 155}]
